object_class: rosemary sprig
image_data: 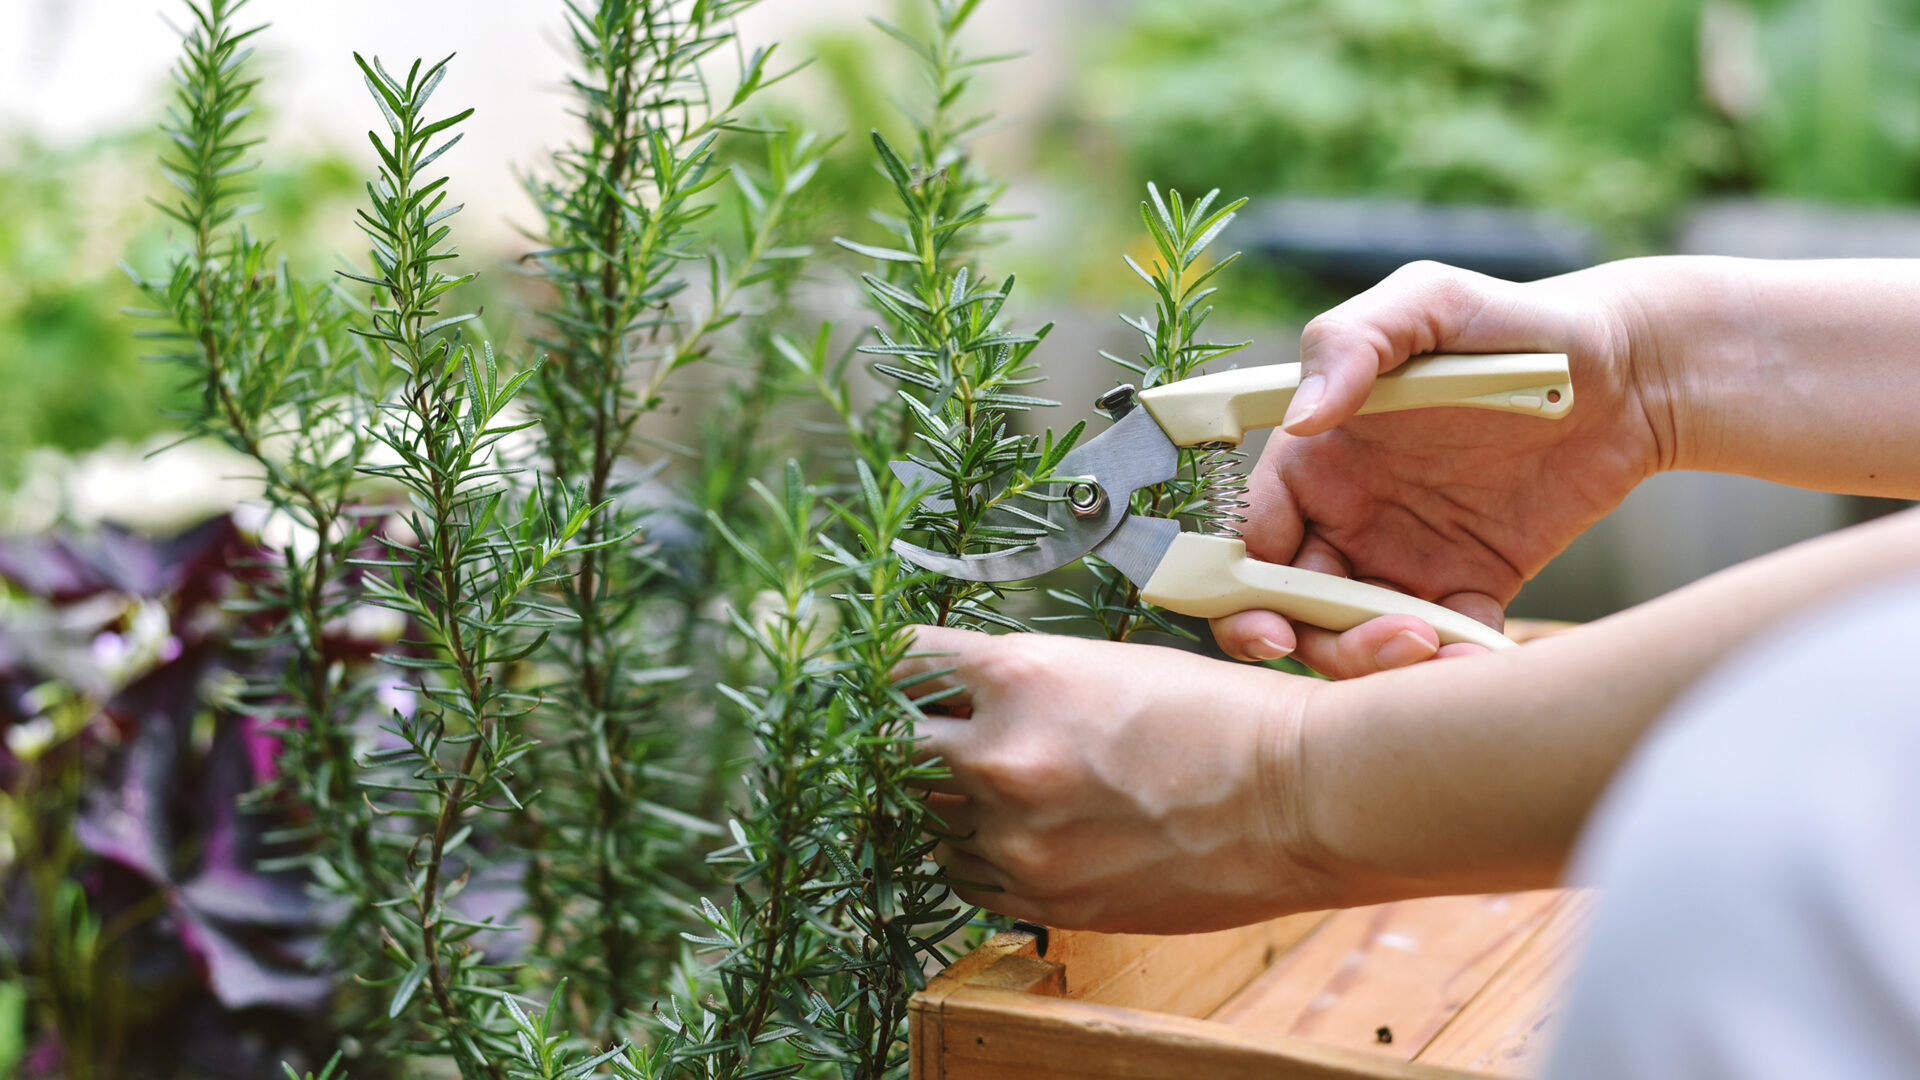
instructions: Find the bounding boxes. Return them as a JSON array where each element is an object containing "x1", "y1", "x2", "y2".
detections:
[
  {"x1": 346, "y1": 52, "x2": 602, "y2": 1077},
  {"x1": 519, "y1": 0, "x2": 823, "y2": 1040},
  {"x1": 129, "y1": 0, "x2": 388, "y2": 1023},
  {"x1": 1051, "y1": 184, "x2": 1252, "y2": 642},
  {"x1": 839, "y1": 0, "x2": 1063, "y2": 632},
  {"x1": 826, "y1": 1, "x2": 1059, "y2": 1073}
]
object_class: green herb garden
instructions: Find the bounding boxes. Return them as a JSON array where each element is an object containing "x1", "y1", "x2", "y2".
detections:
[{"x1": 0, "y1": 1, "x2": 1261, "y2": 1076}]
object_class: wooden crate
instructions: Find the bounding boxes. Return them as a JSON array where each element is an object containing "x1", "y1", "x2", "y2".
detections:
[{"x1": 910, "y1": 889, "x2": 1593, "y2": 1080}]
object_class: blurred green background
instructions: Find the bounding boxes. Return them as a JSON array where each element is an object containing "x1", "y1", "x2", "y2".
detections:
[{"x1": 4, "y1": 0, "x2": 1916, "y2": 613}]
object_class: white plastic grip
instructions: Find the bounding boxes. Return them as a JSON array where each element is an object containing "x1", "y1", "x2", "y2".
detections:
[
  {"x1": 1134, "y1": 353, "x2": 1573, "y2": 447},
  {"x1": 1139, "y1": 533, "x2": 1515, "y2": 651}
]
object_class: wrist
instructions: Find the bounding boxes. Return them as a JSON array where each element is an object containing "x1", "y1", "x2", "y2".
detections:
[
  {"x1": 1252, "y1": 672, "x2": 1350, "y2": 914},
  {"x1": 1280, "y1": 667, "x2": 1501, "y2": 909},
  {"x1": 1598, "y1": 256, "x2": 1760, "y2": 476}
]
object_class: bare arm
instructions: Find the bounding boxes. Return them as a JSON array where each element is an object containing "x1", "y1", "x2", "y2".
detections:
[
  {"x1": 1624, "y1": 257, "x2": 1920, "y2": 495},
  {"x1": 906, "y1": 509, "x2": 1920, "y2": 933},
  {"x1": 1300, "y1": 506, "x2": 1920, "y2": 907}
]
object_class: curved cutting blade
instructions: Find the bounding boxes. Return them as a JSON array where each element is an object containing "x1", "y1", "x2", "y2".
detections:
[
  {"x1": 888, "y1": 407, "x2": 1181, "y2": 583},
  {"x1": 889, "y1": 461, "x2": 954, "y2": 512}
]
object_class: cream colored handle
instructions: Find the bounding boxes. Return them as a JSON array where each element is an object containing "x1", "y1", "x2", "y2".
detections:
[
  {"x1": 1135, "y1": 353, "x2": 1572, "y2": 447},
  {"x1": 1139, "y1": 533, "x2": 1514, "y2": 651}
]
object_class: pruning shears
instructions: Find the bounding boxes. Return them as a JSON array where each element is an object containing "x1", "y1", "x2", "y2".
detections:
[{"x1": 889, "y1": 353, "x2": 1573, "y2": 652}]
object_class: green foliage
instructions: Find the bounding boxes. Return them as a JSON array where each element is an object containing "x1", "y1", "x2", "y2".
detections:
[
  {"x1": 345, "y1": 51, "x2": 612, "y2": 1078},
  {"x1": 1706, "y1": 0, "x2": 1920, "y2": 202},
  {"x1": 838, "y1": 3, "x2": 1066, "y2": 632},
  {"x1": 0, "y1": 241, "x2": 176, "y2": 482},
  {"x1": 107, "y1": 3, "x2": 1253, "y2": 1080},
  {"x1": 1044, "y1": 185, "x2": 1252, "y2": 642},
  {"x1": 517, "y1": 0, "x2": 823, "y2": 1043},
  {"x1": 638, "y1": 4, "x2": 1054, "y2": 1077},
  {"x1": 0, "y1": 87, "x2": 364, "y2": 487},
  {"x1": 126, "y1": 4, "x2": 401, "y2": 1069},
  {"x1": 1091, "y1": 0, "x2": 1920, "y2": 240},
  {"x1": 1088, "y1": 0, "x2": 1577, "y2": 213}
]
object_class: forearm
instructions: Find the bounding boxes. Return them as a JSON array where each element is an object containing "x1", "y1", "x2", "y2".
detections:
[
  {"x1": 1613, "y1": 256, "x2": 1920, "y2": 496},
  {"x1": 1291, "y1": 507, "x2": 1920, "y2": 906}
]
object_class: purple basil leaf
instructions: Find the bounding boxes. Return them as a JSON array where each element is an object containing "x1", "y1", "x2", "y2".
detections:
[
  {"x1": 178, "y1": 866, "x2": 315, "y2": 929},
  {"x1": 173, "y1": 904, "x2": 332, "y2": 1011},
  {"x1": 175, "y1": 708, "x2": 314, "y2": 928},
  {"x1": 0, "y1": 516, "x2": 243, "y2": 604},
  {"x1": 0, "y1": 534, "x2": 103, "y2": 602},
  {"x1": 75, "y1": 713, "x2": 176, "y2": 883}
]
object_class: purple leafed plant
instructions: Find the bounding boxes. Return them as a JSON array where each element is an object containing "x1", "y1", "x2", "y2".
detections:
[{"x1": 0, "y1": 517, "x2": 342, "y2": 1078}]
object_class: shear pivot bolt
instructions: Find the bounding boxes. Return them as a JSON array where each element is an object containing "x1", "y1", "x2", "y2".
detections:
[
  {"x1": 1066, "y1": 482, "x2": 1106, "y2": 518},
  {"x1": 1095, "y1": 384, "x2": 1138, "y2": 419}
]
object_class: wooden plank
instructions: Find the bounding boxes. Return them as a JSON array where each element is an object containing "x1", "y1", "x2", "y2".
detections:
[
  {"x1": 1052, "y1": 911, "x2": 1331, "y2": 1016},
  {"x1": 914, "y1": 914, "x2": 1330, "y2": 1079},
  {"x1": 970, "y1": 954, "x2": 1068, "y2": 996},
  {"x1": 1415, "y1": 891, "x2": 1597, "y2": 1077},
  {"x1": 931, "y1": 984, "x2": 1475, "y2": 1080},
  {"x1": 914, "y1": 928, "x2": 1044, "y2": 1079},
  {"x1": 1209, "y1": 891, "x2": 1565, "y2": 1062}
]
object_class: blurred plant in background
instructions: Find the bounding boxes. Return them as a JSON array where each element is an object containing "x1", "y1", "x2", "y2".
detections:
[
  {"x1": 0, "y1": 132, "x2": 368, "y2": 489},
  {"x1": 1083, "y1": 0, "x2": 1920, "y2": 241},
  {"x1": 0, "y1": 518, "x2": 342, "y2": 1077}
]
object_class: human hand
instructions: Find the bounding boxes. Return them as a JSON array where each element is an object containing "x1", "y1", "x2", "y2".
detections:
[
  {"x1": 898, "y1": 624, "x2": 1337, "y2": 934},
  {"x1": 1211, "y1": 259, "x2": 1673, "y2": 677}
]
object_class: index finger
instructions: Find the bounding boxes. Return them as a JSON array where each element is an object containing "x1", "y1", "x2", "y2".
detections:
[
  {"x1": 892, "y1": 624, "x2": 999, "y2": 709},
  {"x1": 1284, "y1": 261, "x2": 1499, "y2": 436}
]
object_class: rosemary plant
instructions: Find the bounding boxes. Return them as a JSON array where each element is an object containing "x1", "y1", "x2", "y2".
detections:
[
  {"x1": 661, "y1": 466, "x2": 865, "y2": 1080},
  {"x1": 625, "y1": 6, "x2": 1049, "y2": 1076},
  {"x1": 786, "y1": 1, "x2": 1066, "y2": 1073},
  {"x1": 654, "y1": 459, "x2": 957, "y2": 1080},
  {"x1": 129, "y1": 0, "x2": 390, "y2": 1023},
  {"x1": 1049, "y1": 184, "x2": 1251, "y2": 642},
  {"x1": 517, "y1": 0, "x2": 820, "y2": 1040},
  {"x1": 118, "y1": 5, "x2": 1232, "y2": 1079},
  {"x1": 838, "y1": 0, "x2": 1079, "y2": 629},
  {"x1": 343, "y1": 53, "x2": 605, "y2": 1077}
]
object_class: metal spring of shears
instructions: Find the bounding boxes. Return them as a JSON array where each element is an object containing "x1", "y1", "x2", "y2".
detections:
[{"x1": 1193, "y1": 442, "x2": 1249, "y2": 539}]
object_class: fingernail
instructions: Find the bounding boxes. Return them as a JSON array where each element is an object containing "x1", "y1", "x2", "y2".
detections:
[
  {"x1": 1374, "y1": 629, "x2": 1438, "y2": 669},
  {"x1": 1282, "y1": 373, "x2": 1326, "y2": 432},
  {"x1": 1247, "y1": 636, "x2": 1293, "y2": 661}
]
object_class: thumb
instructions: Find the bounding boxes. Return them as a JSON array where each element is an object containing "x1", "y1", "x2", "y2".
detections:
[{"x1": 1283, "y1": 261, "x2": 1553, "y2": 437}]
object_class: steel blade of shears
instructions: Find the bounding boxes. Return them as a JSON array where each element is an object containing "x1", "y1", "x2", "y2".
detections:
[
  {"x1": 889, "y1": 406, "x2": 1181, "y2": 582},
  {"x1": 1086, "y1": 512, "x2": 1183, "y2": 588},
  {"x1": 888, "y1": 461, "x2": 956, "y2": 512}
]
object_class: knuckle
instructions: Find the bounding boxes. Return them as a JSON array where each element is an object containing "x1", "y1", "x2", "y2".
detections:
[
  {"x1": 1298, "y1": 312, "x2": 1360, "y2": 354},
  {"x1": 993, "y1": 832, "x2": 1056, "y2": 883},
  {"x1": 1392, "y1": 258, "x2": 1448, "y2": 280},
  {"x1": 1396, "y1": 260, "x2": 1481, "y2": 314},
  {"x1": 1299, "y1": 312, "x2": 1393, "y2": 373},
  {"x1": 976, "y1": 743, "x2": 1067, "y2": 809},
  {"x1": 977, "y1": 635, "x2": 1053, "y2": 688}
]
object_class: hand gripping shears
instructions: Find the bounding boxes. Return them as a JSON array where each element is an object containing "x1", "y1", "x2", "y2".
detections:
[{"x1": 890, "y1": 353, "x2": 1573, "y2": 652}]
